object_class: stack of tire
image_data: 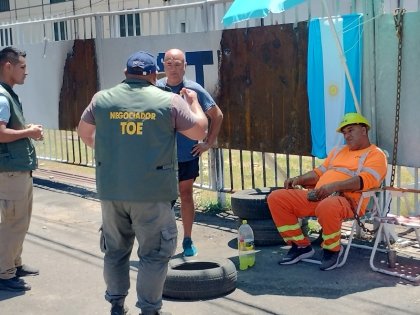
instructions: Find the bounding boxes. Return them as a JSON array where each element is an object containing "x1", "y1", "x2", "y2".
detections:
[{"x1": 231, "y1": 187, "x2": 285, "y2": 246}]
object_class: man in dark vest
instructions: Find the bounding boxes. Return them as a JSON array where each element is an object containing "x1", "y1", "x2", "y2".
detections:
[
  {"x1": 77, "y1": 51, "x2": 208, "y2": 315},
  {"x1": 0, "y1": 47, "x2": 43, "y2": 292}
]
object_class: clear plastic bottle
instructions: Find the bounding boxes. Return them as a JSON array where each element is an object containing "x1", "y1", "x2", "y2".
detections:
[{"x1": 238, "y1": 219, "x2": 255, "y2": 270}]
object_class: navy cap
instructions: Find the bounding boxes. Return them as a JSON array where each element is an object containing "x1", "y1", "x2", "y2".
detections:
[{"x1": 126, "y1": 51, "x2": 158, "y2": 75}]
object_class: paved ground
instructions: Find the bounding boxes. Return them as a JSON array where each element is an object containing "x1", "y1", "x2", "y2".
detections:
[{"x1": 0, "y1": 176, "x2": 419, "y2": 315}]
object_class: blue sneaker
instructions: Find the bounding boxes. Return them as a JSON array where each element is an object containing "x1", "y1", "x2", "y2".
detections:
[{"x1": 182, "y1": 237, "x2": 198, "y2": 257}]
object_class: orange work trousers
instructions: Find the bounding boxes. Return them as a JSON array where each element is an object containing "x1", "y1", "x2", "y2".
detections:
[{"x1": 267, "y1": 189, "x2": 354, "y2": 252}]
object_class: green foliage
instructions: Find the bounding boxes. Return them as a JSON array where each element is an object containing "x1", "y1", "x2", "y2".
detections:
[
  {"x1": 307, "y1": 219, "x2": 321, "y2": 234},
  {"x1": 196, "y1": 191, "x2": 231, "y2": 215},
  {"x1": 201, "y1": 201, "x2": 226, "y2": 214}
]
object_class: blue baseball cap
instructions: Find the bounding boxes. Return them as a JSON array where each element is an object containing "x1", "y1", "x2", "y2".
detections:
[{"x1": 126, "y1": 51, "x2": 159, "y2": 75}]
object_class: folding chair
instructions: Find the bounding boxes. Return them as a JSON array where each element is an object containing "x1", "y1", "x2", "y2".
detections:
[
  {"x1": 303, "y1": 189, "x2": 380, "y2": 268},
  {"x1": 369, "y1": 187, "x2": 420, "y2": 282}
]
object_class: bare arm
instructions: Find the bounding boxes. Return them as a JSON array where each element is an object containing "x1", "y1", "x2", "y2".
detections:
[
  {"x1": 314, "y1": 176, "x2": 362, "y2": 200},
  {"x1": 178, "y1": 88, "x2": 208, "y2": 140},
  {"x1": 284, "y1": 170, "x2": 319, "y2": 189},
  {"x1": 0, "y1": 122, "x2": 43, "y2": 142},
  {"x1": 77, "y1": 120, "x2": 96, "y2": 148},
  {"x1": 191, "y1": 104, "x2": 223, "y2": 156}
]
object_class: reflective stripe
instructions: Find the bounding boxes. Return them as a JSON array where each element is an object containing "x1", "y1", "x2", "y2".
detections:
[
  {"x1": 317, "y1": 165, "x2": 327, "y2": 174},
  {"x1": 329, "y1": 145, "x2": 345, "y2": 163},
  {"x1": 357, "y1": 150, "x2": 370, "y2": 173},
  {"x1": 277, "y1": 223, "x2": 301, "y2": 233},
  {"x1": 316, "y1": 146, "x2": 344, "y2": 174},
  {"x1": 360, "y1": 167, "x2": 381, "y2": 181},
  {"x1": 326, "y1": 146, "x2": 372, "y2": 176},
  {"x1": 283, "y1": 235, "x2": 306, "y2": 242},
  {"x1": 322, "y1": 230, "x2": 341, "y2": 241},
  {"x1": 330, "y1": 167, "x2": 357, "y2": 177},
  {"x1": 323, "y1": 239, "x2": 341, "y2": 250}
]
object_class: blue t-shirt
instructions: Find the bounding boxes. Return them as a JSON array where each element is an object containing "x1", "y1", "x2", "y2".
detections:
[
  {"x1": 156, "y1": 78, "x2": 215, "y2": 162},
  {"x1": 0, "y1": 95, "x2": 10, "y2": 123}
]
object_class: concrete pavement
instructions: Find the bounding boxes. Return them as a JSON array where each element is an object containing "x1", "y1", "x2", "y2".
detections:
[{"x1": 0, "y1": 179, "x2": 419, "y2": 315}]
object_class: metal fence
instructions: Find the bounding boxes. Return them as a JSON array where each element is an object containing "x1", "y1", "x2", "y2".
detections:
[
  {"x1": 33, "y1": 129, "x2": 420, "y2": 215},
  {"x1": 33, "y1": 129, "x2": 319, "y2": 192},
  {"x1": 1, "y1": 0, "x2": 420, "y2": 45}
]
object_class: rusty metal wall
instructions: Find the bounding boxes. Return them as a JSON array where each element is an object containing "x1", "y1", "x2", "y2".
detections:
[
  {"x1": 217, "y1": 22, "x2": 311, "y2": 156},
  {"x1": 59, "y1": 40, "x2": 98, "y2": 130}
]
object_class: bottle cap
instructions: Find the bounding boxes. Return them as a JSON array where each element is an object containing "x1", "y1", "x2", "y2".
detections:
[{"x1": 242, "y1": 219, "x2": 247, "y2": 224}]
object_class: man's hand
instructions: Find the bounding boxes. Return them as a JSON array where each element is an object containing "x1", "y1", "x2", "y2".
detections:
[
  {"x1": 180, "y1": 88, "x2": 198, "y2": 105},
  {"x1": 284, "y1": 177, "x2": 300, "y2": 189},
  {"x1": 26, "y1": 124, "x2": 44, "y2": 141},
  {"x1": 310, "y1": 183, "x2": 337, "y2": 201},
  {"x1": 191, "y1": 142, "x2": 210, "y2": 157}
]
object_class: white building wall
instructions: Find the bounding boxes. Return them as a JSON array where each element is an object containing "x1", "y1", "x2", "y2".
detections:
[
  {"x1": 96, "y1": 31, "x2": 221, "y2": 92},
  {"x1": 1, "y1": 0, "x2": 419, "y2": 25},
  {"x1": 15, "y1": 40, "x2": 74, "y2": 129}
]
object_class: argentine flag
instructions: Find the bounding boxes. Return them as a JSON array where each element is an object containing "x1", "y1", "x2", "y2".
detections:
[{"x1": 308, "y1": 14, "x2": 363, "y2": 158}]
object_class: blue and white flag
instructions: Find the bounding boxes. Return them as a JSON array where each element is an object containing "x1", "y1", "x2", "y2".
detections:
[{"x1": 307, "y1": 14, "x2": 363, "y2": 158}]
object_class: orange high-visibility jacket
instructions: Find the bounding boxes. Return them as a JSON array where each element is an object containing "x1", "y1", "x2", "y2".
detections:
[{"x1": 314, "y1": 144, "x2": 387, "y2": 212}]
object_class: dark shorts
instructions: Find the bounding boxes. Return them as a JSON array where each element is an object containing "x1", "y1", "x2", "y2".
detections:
[{"x1": 178, "y1": 158, "x2": 199, "y2": 182}]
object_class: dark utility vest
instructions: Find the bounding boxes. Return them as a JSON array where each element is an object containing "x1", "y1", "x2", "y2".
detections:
[
  {"x1": 94, "y1": 79, "x2": 178, "y2": 202},
  {"x1": 0, "y1": 85, "x2": 37, "y2": 172}
]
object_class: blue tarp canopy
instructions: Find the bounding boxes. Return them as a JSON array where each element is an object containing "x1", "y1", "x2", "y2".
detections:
[{"x1": 222, "y1": 0, "x2": 306, "y2": 27}]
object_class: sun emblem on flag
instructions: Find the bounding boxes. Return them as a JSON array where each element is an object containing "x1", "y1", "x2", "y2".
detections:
[{"x1": 328, "y1": 84, "x2": 339, "y2": 96}]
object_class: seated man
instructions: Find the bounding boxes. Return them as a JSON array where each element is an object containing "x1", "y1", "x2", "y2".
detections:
[{"x1": 267, "y1": 112, "x2": 387, "y2": 271}]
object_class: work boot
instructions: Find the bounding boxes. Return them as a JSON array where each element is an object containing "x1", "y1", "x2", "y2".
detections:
[
  {"x1": 141, "y1": 311, "x2": 172, "y2": 315},
  {"x1": 16, "y1": 264, "x2": 39, "y2": 277},
  {"x1": 279, "y1": 243, "x2": 315, "y2": 265},
  {"x1": 320, "y1": 246, "x2": 343, "y2": 271},
  {"x1": 0, "y1": 277, "x2": 31, "y2": 292}
]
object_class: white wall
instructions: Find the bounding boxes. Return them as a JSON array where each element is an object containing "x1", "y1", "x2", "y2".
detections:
[
  {"x1": 97, "y1": 31, "x2": 222, "y2": 94},
  {"x1": 15, "y1": 40, "x2": 74, "y2": 129}
]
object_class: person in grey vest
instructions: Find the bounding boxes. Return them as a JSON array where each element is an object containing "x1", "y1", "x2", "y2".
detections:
[
  {"x1": 77, "y1": 51, "x2": 208, "y2": 315},
  {"x1": 157, "y1": 48, "x2": 223, "y2": 257},
  {"x1": 0, "y1": 47, "x2": 43, "y2": 292}
]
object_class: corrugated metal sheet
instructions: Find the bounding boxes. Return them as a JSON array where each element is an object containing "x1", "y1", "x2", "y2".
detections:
[
  {"x1": 59, "y1": 39, "x2": 98, "y2": 130},
  {"x1": 217, "y1": 22, "x2": 311, "y2": 156},
  {"x1": 376, "y1": 11, "x2": 420, "y2": 168}
]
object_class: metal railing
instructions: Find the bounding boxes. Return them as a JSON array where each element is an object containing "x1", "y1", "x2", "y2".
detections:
[
  {"x1": 33, "y1": 129, "x2": 420, "y2": 215},
  {"x1": 1, "y1": 0, "x2": 419, "y2": 46},
  {"x1": 33, "y1": 129, "x2": 318, "y2": 192},
  {"x1": 0, "y1": 0, "x2": 232, "y2": 45}
]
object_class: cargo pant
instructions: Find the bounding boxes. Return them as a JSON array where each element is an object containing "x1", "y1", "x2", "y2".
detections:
[
  {"x1": 100, "y1": 200, "x2": 177, "y2": 314},
  {"x1": 0, "y1": 171, "x2": 33, "y2": 279},
  {"x1": 267, "y1": 189, "x2": 354, "y2": 252}
]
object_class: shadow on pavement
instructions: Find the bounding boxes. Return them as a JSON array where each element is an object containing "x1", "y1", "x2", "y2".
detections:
[
  {"x1": 0, "y1": 291, "x2": 26, "y2": 302},
  {"x1": 25, "y1": 177, "x2": 419, "y2": 313}
]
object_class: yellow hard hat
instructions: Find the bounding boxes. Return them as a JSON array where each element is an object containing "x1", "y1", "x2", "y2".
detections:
[{"x1": 336, "y1": 112, "x2": 371, "y2": 132}]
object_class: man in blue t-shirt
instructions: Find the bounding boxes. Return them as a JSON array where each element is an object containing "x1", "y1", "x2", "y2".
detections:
[{"x1": 157, "y1": 48, "x2": 223, "y2": 257}]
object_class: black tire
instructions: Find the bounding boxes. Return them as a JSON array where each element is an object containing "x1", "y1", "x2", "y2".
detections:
[
  {"x1": 163, "y1": 257, "x2": 237, "y2": 300},
  {"x1": 239, "y1": 219, "x2": 285, "y2": 246},
  {"x1": 231, "y1": 187, "x2": 281, "y2": 220}
]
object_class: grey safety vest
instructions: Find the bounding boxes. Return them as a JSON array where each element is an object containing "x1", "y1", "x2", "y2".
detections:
[
  {"x1": 94, "y1": 79, "x2": 178, "y2": 202},
  {"x1": 0, "y1": 85, "x2": 37, "y2": 172}
]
